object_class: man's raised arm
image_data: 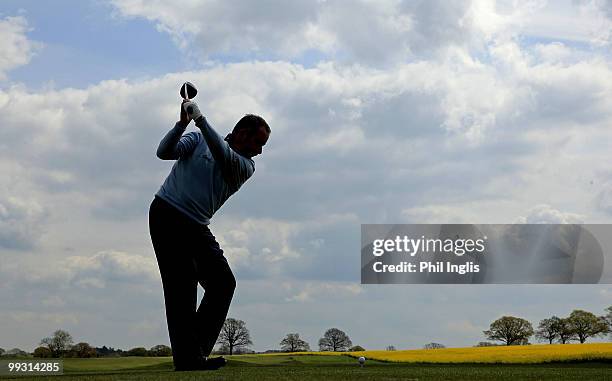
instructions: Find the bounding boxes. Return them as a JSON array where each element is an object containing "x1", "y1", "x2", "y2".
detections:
[
  {"x1": 156, "y1": 121, "x2": 200, "y2": 160},
  {"x1": 194, "y1": 116, "x2": 254, "y2": 187}
]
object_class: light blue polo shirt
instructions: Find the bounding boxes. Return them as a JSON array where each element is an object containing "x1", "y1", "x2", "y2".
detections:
[{"x1": 155, "y1": 117, "x2": 255, "y2": 225}]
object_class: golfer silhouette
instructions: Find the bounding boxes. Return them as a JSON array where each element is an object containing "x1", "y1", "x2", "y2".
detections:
[{"x1": 149, "y1": 95, "x2": 270, "y2": 371}]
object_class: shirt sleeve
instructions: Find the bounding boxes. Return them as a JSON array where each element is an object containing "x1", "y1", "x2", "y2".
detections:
[
  {"x1": 194, "y1": 116, "x2": 255, "y2": 188},
  {"x1": 156, "y1": 122, "x2": 201, "y2": 160}
]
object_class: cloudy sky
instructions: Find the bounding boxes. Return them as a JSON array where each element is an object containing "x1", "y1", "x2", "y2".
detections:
[{"x1": 1, "y1": 0, "x2": 611, "y2": 352}]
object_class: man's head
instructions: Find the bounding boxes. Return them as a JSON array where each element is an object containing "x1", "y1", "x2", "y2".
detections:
[{"x1": 225, "y1": 114, "x2": 270, "y2": 158}]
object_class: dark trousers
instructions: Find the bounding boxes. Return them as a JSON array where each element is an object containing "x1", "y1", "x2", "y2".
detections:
[{"x1": 148, "y1": 196, "x2": 236, "y2": 369}]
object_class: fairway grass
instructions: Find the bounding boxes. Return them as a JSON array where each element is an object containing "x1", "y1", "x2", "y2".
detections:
[{"x1": 1, "y1": 345, "x2": 610, "y2": 381}]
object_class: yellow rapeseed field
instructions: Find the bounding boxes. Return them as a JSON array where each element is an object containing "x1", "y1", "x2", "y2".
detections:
[{"x1": 270, "y1": 343, "x2": 612, "y2": 364}]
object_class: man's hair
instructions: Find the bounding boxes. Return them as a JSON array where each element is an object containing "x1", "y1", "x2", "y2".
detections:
[
  {"x1": 232, "y1": 114, "x2": 270, "y2": 136},
  {"x1": 224, "y1": 114, "x2": 270, "y2": 145}
]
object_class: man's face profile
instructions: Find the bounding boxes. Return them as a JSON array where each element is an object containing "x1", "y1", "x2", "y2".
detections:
[{"x1": 233, "y1": 126, "x2": 270, "y2": 157}]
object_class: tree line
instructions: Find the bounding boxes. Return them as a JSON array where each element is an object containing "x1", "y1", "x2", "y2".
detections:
[
  {"x1": 214, "y1": 318, "x2": 363, "y2": 354},
  {"x1": 216, "y1": 306, "x2": 612, "y2": 354},
  {"x1": 2, "y1": 305, "x2": 609, "y2": 358},
  {"x1": 0, "y1": 330, "x2": 173, "y2": 359},
  {"x1": 481, "y1": 307, "x2": 611, "y2": 346},
  {"x1": 1, "y1": 321, "x2": 365, "y2": 358}
]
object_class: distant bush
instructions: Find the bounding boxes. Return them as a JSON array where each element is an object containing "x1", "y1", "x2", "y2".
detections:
[
  {"x1": 424, "y1": 343, "x2": 445, "y2": 349},
  {"x1": 126, "y1": 347, "x2": 148, "y2": 356},
  {"x1": 33, "y1": 347, "x2": 53, "y2": 358},
  {"x1": 149, "y1": 345, "x2": 172, "y2": 357},
  {"x1": 475, "y1": 342, "x2": 499, "y2": 347},
  {"x1": 67, "y1": 343, "x2": 97, "y2": 358},
  {"x1": 95, "y1": 346, "x2": 124, "y2": 357},
  {"x1": 3, "y1": 348, "x2": 31, "y2": 358}
]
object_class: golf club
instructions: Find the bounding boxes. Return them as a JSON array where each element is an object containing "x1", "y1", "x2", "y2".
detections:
[
  {"x1": 180, "y1": 81, "x2": 198, "y2": 116},
  {"x1": 180, "y1": 81, "x2": 198, "y2": 101}
]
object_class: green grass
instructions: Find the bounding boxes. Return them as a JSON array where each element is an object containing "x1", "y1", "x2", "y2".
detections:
[{"x1": 1, "y1": 355, "x2": 610, "y2": 381}]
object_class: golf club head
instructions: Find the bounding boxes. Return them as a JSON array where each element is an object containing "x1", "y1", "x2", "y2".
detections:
[{"x1": 180, "y1": 81, "x2": 197, "y2": 100}]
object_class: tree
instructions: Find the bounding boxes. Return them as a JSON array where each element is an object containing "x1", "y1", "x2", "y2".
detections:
[
  {"x1": 217, "y1": 318, "x2": 253, "y2": 355},
  {"x1": 33, "y1": 347, "x2": 52, "y2": 358},
  {"x1": 535, "y1": 316, "x2": 562, "y2": 344},
  {"x1": 566, "y1": 310, "x2": 608, "y2": 343},
  {"x1": 127, "y1": 347, "x2": 148, "y2": 356},
  {"x1": 0, "y1": 348, "x2": 4, "y2": 356},
  {"x1": 216, "y1": 344, "x2": 230, "y2": 355},
  {"x1": 483, "y1": 316, "x2": 533, "y2": 346},
  {"x1": 605, "y1": 306, "x2": 612, "y2": 338},
  {"x1": 216, "y1": 343, "x2": 253, "y2": 355},
  {"x1": 514, "y1": 338, "x2": 531, "y2": 345},
  {"x1": 349, "y1": 345, "x2": 365, "y2": 351},
  {"x1": 71, "y1": 343, "x2": 97, "y2": 358},
  {"x1": 424, "y1": 343, "x2": 445, "y2": 349},
  {"x1": 555, "y1": 318, "x2": 576, "y2": 344},
  {"x1": 40, "y1": 330, "x2": 74, "y2": 357},
  {"x1": 318, "y1": 328, "x2": 352, "y2": 352},
  {"x1": 149, "y1": 345, "x2": 172, "y2": 357},
  {"x1": 386, "y1": 345, "x2": 396, "y2": 351},
  {"x1": 280, "y1": 333, "x2": 310, "y2": 352}
]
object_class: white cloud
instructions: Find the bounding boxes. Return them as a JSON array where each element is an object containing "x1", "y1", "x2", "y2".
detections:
[
  {"x1": 515, "y1": 204, "x2": 584, "y2": 224},
  {"x1": 110, "y1": 0, "x2": 324, "y2": 59},
  {"x1": 66, "y1": 250, "x2": 158, "y2": 285},
  {"x1": 74, "y1": 277, "x2": 106, "y2": 289},
  {"x1": 0, "y1": 311, "x2": 78, "y2": 326},
  {"x1": 108, "y1": 0, "x2": 611, "y2": 66},
  {"x1": 596, "y1": 182, "x2": 612, "y2": 215},
  {"x1": 42, "y1": 295, "x2": 66, "y2": 308},
  {"x1": 401, "y1": 205, "x2": 476, "y2": 223},
  {"x1": 532, "y1": 42, "x2": 573, "y2": 63},
  {"x1": 107, "y1": 0, "x2": 478, "y2": 64},
  {"x1": 216, "y1": 217, "x2": 302, "y2": 274},
  {"x1": 284, "y1": 282, "x2": 363, "y2": 302},
  {"x1": 0, "y1": 45, "x2": 609, "y2": 272},
  {"x1": 0, "y1": 195, "x2": 47, "y2": 250},
  {"x1": 477, "y1": 0, "x2": 611, "y2": 47},
  {"x1": 445, "y1": 319, "x2": 484, "y2": 336},
  {"x1": 581, "y1": 0, "x2": 612, "y2": 46},
  {"x1": 2, "y1": 250, "x2": 158, "y2": 291},
  {"x1": 127, "y1": 319, "x2": 162, "y2": 338},
  {"x1": 0, "y1": 16, "x2": 40, "y2": 80}
]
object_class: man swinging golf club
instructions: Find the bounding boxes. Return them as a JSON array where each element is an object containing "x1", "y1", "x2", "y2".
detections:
[{"x1": 149, "y1": 82, "x2": 270, "y2": 371}]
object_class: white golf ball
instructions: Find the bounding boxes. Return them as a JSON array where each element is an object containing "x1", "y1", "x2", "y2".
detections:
[{"x1": 358, "y1": 356, "x2": 366, "y2": 364}]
